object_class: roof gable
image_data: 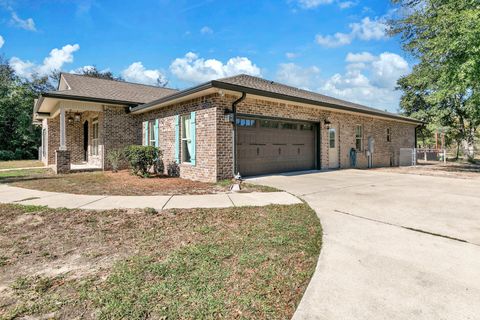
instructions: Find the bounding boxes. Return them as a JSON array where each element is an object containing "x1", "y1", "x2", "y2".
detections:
[{"x1": 47, "y1": 73, "x2": 178, "y2": 104}]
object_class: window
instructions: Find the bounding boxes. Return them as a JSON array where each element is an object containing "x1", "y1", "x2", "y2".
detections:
[
  {"x1": 260, "y1": 120, "x2": 279, "y2": 129},
  {"x1": 387, "y1": 128, "x2": 391, "y2": 142},
  {"x1": 329, "y1": 128, "x2": 336, "y2": 148},
  {"x1": 149, "y1": 120, "x2": 156, "y2": 146},
  {"x1": 300, "y1": 124, "x2": 313, "y2": 131},
  {"x1": 281, "y1": 122, "x2": 298, "y2": 130},
  {"x1": 181, "y1": 114, "x2": 192, "y2": 163},
  {"x1": 92, "y1": 118, "x2": 99, "y2": 156},
  {"x1": 236, "y1": 118, "x2": 256, "y2": 127},
  {"x1": 355, "y1": 125, "x2": 363, "y2": 151}
]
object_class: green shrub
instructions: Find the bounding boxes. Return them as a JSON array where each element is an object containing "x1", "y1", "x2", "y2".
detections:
[
  {"x1": 0, "y1": 150, "x2": 15, "y2": 161},
  {"x1": 106, "y1": 148, "x2": 124, "y2": 172},
  {"x1": 123, "y1": 145, "x2": 163, "y2": 177}
]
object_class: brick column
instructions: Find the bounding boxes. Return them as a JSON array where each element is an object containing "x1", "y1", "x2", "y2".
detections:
[{"x1": 55, "y1": 150, "x2": 71, "y2": 174}]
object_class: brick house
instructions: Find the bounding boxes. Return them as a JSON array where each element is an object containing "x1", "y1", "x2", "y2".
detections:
[{"x1": 34, "y1": 73, "x2": 422, "y2": 182}]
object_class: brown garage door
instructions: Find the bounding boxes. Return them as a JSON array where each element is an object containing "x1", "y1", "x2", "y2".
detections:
[{"x1": 237, "y1": 117, "x2": 317, "y2": 176}]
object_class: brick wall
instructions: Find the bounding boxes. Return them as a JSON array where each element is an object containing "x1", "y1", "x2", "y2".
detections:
[
  {"x1": 138, "y1": 93, "x2": 416, "y2": 182},
  {"x1": 140, "y1": 95, "x2": 218, "y2": 182},
  {"x1": 216, "y1": 94, "x2": 416, "y2": 178},
  {"x1": 102, "y1": 106, "x2": 140, "y2": 170}
]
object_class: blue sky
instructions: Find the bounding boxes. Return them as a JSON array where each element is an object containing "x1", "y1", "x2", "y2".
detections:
[{"x1": 0, "y1": 0, "x2": 412, "y2": 112}]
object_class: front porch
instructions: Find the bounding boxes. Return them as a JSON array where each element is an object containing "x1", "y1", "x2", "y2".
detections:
[{"x1": 38, "y1": 100, "x2": 106, "y2": 174}]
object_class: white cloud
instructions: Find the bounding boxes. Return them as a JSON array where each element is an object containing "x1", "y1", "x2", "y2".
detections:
[
  {"x1": 285, "y1": 52, "x2": 298, "y2": 59},
  {"x1": 11, "y1": 12, "x2": 36, "y2": 31},
  {"x1": 320, "y1": 52, "x2": 409, "y2": 110},
  {"x1": 315, "y1": 17, "x2": 387, "y2": 47},
  {"x1": 315, "y1": 32, "x2": 352, "y2": 48},
  {"x1": 296, "y1": 0, "x2": 334, "y2": 9},
  {"x1": 346, "y1": 52, "x2": 375, "y2": 63},
  {"x1": 200, "y1": 26, "x2": 213, "y2": 34},
  {"x1": 276, "y1": 63, "x2": 321, "y2": 89},
  {"x1": 9, "y1": 44, "x2": 80, "y2": 79},
  {"x1": 170, "y1": 52, "x2": 261, "y2": 84},
  {"x1": 350, "y1": 17, "x2": 387, "y2": 41},
  {"x1": 9, "y1": 57, "x2": 35, "y2": 78},
  {"x1": 338, "y1": 1, "x2": 357, "y2": 9},
  {"x1": 370, "y1": 52, "x2": 409, "y2": 88},
  {"x1": 0, "y1": 35, "x2": 4, "y2": 48},
  {"x1": 70, "y1": 65, "x2": 96, "y2": 74},
  {"x1": 121, "y1": 62, "x2": 168, "y2": 86}
]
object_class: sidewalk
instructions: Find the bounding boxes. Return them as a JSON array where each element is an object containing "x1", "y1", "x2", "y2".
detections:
[{"x1": 0, "y1": 185, "x2": 301, "y2": 210}]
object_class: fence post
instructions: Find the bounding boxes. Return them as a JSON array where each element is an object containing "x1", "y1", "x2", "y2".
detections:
[{"x1": 443, "y1": 149, "x2": 447, "y2": 164}]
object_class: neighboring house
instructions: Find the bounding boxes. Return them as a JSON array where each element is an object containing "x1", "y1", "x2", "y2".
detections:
[{"x1": 34, "y1": 73, "x2": 422, "y2": 182}]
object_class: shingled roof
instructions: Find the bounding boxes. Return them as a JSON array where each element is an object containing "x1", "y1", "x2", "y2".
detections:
[
  {"x1": 133, "y1": 74, "x2": 422, "y2": 124},
  {"x1": 44, "y1": 73, "x2": 178, "y2": 105}
]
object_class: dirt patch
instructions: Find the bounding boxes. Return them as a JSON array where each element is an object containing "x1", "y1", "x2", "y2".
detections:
[
  {"x1": 3, "y1": 170, "x2": 275, "y2": 196},
  {"x1": 0, "y1": 203, "x2": 321, "y2": 319},
  {"x1": 372, "y1": 161, "x2": 480, "y2": 179}
]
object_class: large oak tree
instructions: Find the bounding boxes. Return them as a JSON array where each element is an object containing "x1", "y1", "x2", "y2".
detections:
[{"x1": 391, "y1": 0, "x2": 480, "y2": 159}]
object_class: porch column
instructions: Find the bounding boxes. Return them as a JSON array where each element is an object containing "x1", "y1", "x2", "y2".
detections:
[{"x1": 59, "y1": 107, "x2": 67, "y2": 150}]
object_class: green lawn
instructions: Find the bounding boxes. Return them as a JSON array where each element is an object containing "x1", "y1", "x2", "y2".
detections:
[
  {"x1": 0, "y1": 160, "x2": 44, "y2": 170},
  {"x1": 0, "y1": 203, "x2": 321, "y2": 319}
]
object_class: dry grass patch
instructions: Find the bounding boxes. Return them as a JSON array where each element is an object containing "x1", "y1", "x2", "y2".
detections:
[
  {"x1": 2, "y1": 170, "x2": 276, "y2": 196},
  {"x1": 0, "y1": 203, "x2": 321, "y2": 319},
  {"x1": 0, "y1": 160, "x2": 44, "y2": 170},
  {"x1": 373, "y1": 160, "x2": 480, "y2": 179}
]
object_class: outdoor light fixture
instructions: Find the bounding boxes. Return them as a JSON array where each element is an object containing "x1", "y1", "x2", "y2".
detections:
[
  {"x1": 324, "y1": 119, "x2": 331, "y2": 129},
  {"x1": 67, "y1": 116, "x2": 74, "y2": 124},
  {"x1": 224, "y1": 109, "x2": 234, "y2": 123},
  {"x1": 74, "y1": 113, "x2": 81, "y2": 122}
]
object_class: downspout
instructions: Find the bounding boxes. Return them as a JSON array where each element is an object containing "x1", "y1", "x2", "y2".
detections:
[
  {"x1": 232, "y1": 92, "x2": 246, "y2": 176},
  {"x1": 415, "y1": 125, "x2": 420, "y2": 148}
]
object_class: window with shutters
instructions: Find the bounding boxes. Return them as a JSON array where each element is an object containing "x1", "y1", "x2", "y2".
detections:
[{"x1": 181, "y1": 114, "x2": 192, "y2": 163}]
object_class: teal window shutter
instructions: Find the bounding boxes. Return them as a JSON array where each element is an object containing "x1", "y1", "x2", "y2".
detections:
[
  {"x1": 190, "y1": 111, "x2": 196, "y2": 166},
  {"x1": 143, "y1": 121, "x2": 148, "y2": 146},
  {"x1": 174, "y1": 115, "x2": 180, "y2": 163},
  {"x1": 154, "y1": 119, "x2": 159, "y2": 147}
]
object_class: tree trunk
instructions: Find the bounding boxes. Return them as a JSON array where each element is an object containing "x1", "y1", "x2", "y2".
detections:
[{"x1": 456, "y1": 141, "x2": 460, "y2": 160}]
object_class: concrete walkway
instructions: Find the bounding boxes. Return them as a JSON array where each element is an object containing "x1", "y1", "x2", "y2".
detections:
[
  {"x1": 0, "y1": 184, "x2": 301, "y2": 210},
  {"x1": 249, "y1": 170, "x2": 480, "y2": 320}
]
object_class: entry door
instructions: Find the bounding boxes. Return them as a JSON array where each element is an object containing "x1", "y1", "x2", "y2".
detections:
[
  {"x1": 83, "y1": 121, "x2": 89, "y2": 161},
  {"x1": 328, "y1": 127, "x2": 339, "y2": 168}
]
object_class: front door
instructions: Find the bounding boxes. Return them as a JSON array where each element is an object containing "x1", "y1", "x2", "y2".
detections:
[
  {"x1": 328, "y1": 127, "x2": 339, "y2": 168},
  {"x1": 83, "y1": 121, "x2": 89, "y2": 161}
]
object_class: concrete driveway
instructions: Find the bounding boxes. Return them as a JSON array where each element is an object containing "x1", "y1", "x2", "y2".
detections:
[{"x1": 249, "y1": 170, "x2": 480, "y2": 320}]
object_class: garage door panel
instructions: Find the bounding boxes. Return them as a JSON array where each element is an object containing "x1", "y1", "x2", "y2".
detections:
[{"x1": 237, "y1": 117, "x2": 317, "y2": 176}]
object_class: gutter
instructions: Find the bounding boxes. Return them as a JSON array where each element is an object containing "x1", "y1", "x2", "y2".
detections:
[
  {"x1": 41, "y1": 92, "x2": 140, "y2": 107},
  {"x1": 232, "y1": 92, "x2": 246, "y2": 176}
]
